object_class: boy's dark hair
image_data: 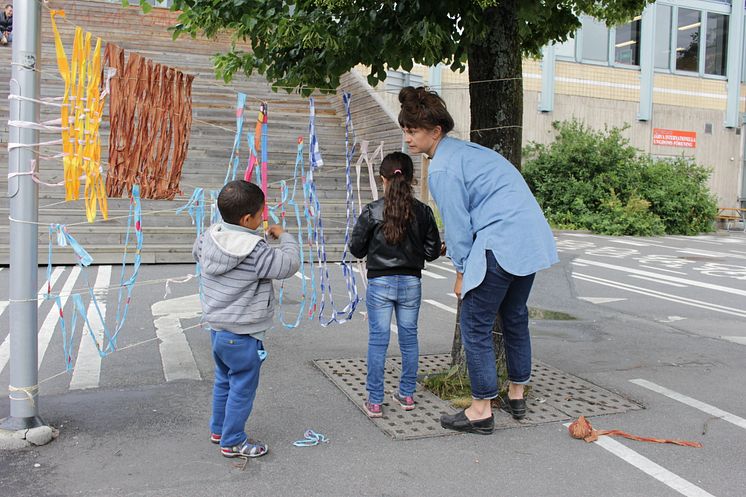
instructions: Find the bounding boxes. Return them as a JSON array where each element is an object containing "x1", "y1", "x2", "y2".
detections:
[
  {"x1": 380, "y1": 152, "x2": 415, "y2": 245},
  {"x1": 218, "y1": 180, "x2": 264, "y2": 225},
  {"x1": 398, "y1": 86, "x2": 454, "y2": 134}
]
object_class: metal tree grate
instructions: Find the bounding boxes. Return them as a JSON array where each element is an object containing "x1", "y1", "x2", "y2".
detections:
[{"x1": 314, "y1": 355, "x2": 642, "y2": 440}]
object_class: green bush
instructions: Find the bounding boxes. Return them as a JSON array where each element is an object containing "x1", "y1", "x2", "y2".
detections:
[{"x1": 522, "y1": 120, "x2": 717, "y2": 236}]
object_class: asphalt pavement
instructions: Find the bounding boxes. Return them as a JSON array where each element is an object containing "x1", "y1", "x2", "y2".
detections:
[{"x1": 1, "y1": 230, "x2": 745, "y2": 497}]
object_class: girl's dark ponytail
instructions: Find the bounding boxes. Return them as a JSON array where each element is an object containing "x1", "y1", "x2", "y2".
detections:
[{"x1": 380, "y1": 152, "x2": 415, "y2": 245}]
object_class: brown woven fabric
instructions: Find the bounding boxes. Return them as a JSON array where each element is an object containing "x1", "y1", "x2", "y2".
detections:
[{"x1": 104, "y1": 43, "x2": 194, "y2": 200}]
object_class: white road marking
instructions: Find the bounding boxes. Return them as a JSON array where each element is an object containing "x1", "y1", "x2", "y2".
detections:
[
  {"x1": 631, "y1": 379, "x2": 746, "y2": 431},
  {"x1": 421, "y1": 269, "x2": 446, "y2": 279},
  {"x1": 577, "y1": 297, "x2": 627, "y2": 304},
  {"x1": 38, "y1": 267, "x2": 82, "y2": 368},
  {"x1": 730, "y1": 250, "x2": 746, "y2": 255},
  {"x1": 667, "y1": 236, "x2": 723, "y2": 246},
  {"x1": 609, "y1": 239, "x2": 651, "y2": 246},
  {"x1": 639, "y1": 265, "x2": 688, "y2": 275},
  {"x1": 0, "y1": 301, "x2": 7, "y2": 318},
  {"x1": 657, "y1": 316, "x2": 687, "y2": 323},
  {"x1": 678, "y1": 249, "x2": 746, "y2": 261},
  {"x1": 390, "y1": 323, "x2": 398, "y2": 335},
  {"x1": 628, "y1": 275, "x2": 688, "y2": 288},
  {"x1": 720, "y1": 336, "x2": 746, "y2": 345},
  {"x1": 574, "y1": 258, "x2": 746, "y2": 297},
  {"x1": 424, "y1": 299, "x2": 457, "y2": 315},
  {"x1": 573, "y1": 273, "x2": 746, "y2": 318},
  {"x1": 151, "y1": 294, "x2": 202, "y2": 382},
  {"x1": 69, "y1": 266, "x2": 112, "y2": 390},
  {"x1": 0, "y1": 267, "x2": 65, "y2": 373},
  {"x1": 562, "y1": 422, "x2": 716, "y2": 497},
  {"x1": 431, "y1": 263, "x2": 457, "y2": 274},
  {"x1": 572, "y1": 262, "x2": 589, "y2": 267},
  {"x1": 294, "y1": 272, "x2": 310, "y2": 280}
]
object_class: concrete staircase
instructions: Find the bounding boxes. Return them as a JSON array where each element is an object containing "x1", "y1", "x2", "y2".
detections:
[{"x1": 0, "y1": 0, "x2": 402, "y2": 264}]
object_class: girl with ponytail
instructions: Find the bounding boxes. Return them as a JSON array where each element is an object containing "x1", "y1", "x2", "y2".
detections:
[{"x1": 350, "y1": 152, "x2": 441, "y2": 418}]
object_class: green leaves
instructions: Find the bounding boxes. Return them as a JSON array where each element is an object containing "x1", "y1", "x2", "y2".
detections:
[{"x1": 523, "y1": 120, "x2": 716, "y2": 236}]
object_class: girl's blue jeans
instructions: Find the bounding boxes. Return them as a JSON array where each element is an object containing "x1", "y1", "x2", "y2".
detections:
[
  {"x1": 460, "y1": 251, "x2": 535, "y2": 399},
  {"x1": 209, "y1": 330, "x2": 265, "y2": 448},
  {"x1": 365, "y1": 275, "x2": 422, "y2": 405}
]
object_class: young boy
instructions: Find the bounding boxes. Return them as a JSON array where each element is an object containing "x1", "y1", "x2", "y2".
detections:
[{"x1": 193, "y1": 180, "x2": 300, "y2": 458}]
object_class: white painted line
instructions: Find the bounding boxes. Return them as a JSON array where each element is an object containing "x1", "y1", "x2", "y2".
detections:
[
  {"x1": 421, "y1": 269, "x2": 446, "y2": 280},
  {"x1": 628, "y1": 275, "x2": 688, "y2": 288},
  {"x1": 565, "y1": 233, "x2": 592, "y2": 237},
  {"x1": 631, "y1": 379, "x2": 746, "y2": 431},
  {"x1": 424, "y1": 299, "x2": 457, "y2": 315},
  {"x1": 0, "y1": 301, "x2": 7, "y2": 317},
  {"x1": 667, "y1": 236, "x2": 722, "y2": 246},
  {"x1": 447, "y1": 292, "x2": 457, "y2": 298},
  {"x1": 572, "y1": 262, "x2": 589, "y2": 267},
  {"x1": 574, "y1": 258, "x2": 746, "y2": 297},
  {"x1": 70, "y1": 266, "x2": 112, "y2": 390},
  {"x1": 562, "y1": 422, "x2": 716, "y2": 497},
  {"x1": 721, "y1": 336, "x2": 746, "y2": 345},
  {"x1": 351, "y1": 266, "x2": 362, "y2": 274},
  {"x1": 0, "y1": 267, "x2": 65, "y2": 373},
  {"x1": 578, "y1": 297, "x2": 627, "y2": 304},
  {"x1": 152, "y1": 294, "x2": 202, "y2": 382},
  {"x1": 294, "y1": 272, "x2": 310, "y2": 281},
  {"x1": 610, "y1": 239, "x2": 651, "y2": 247},
  {"x1": 678, "y1": 249, "x2": 746, "y2": 261},
  {"x1": 573, "y1": 273, "x2": 746, "y2": 318},
  {"x1": 657, "y1": 316, "x2": 686, "y2": 323},
  {"x1": 390, "y1": 323, "x2": 398, "y2": 335},
  {"x1": 639, "y1": 265, "x2": 688, "y2": 275},
  {"x1": 431, "y1": 263, "x2": 457, "y2": 274},
  {"x1": 37, "y1": 267, "x2": 82, "y2": 368},
  {"x1": 731, "y1": 250, "x2": 746, "y2": 255}
]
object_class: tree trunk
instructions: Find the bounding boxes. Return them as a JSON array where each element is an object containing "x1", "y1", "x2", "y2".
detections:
[
  {"x1": 467, "y1": 1, "x2": 523, "y2": 166},
  {"x1": 451, "y1": 1, "x2": 521, "y2": 382}
]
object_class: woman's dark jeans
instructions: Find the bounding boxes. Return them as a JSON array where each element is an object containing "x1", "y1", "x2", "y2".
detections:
[{"x1": 460, "y1": 251, "x2": 535, "y2": 399}]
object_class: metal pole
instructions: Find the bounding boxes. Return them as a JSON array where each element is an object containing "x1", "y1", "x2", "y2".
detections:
[{"x1": 0, "y1": 0, "x2": 43, "y2": 430}]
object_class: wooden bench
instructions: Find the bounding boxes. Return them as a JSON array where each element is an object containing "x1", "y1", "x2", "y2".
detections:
[{"x1": 716, "y1": 207, "x2": 746, "y2": 232}]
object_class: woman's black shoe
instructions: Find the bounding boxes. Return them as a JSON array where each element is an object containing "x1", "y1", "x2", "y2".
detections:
[
  {"x1": 500, "y1": 395, "x2": 527, "y2": 420},
  {"x1": 440, "y1": 410, "x2": 494, "y2": 435}
]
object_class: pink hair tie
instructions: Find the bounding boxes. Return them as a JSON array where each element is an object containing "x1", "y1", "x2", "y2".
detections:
[{"x1": 393, "y1": 169, "x2": 402, "y2": 175}]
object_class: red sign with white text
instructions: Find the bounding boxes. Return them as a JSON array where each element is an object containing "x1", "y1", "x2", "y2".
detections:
[{"x1": 653, "y1": 128, "x2": 697, "y2": 148}]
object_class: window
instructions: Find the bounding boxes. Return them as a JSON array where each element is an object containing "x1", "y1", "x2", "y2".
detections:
[
  {"x1": 655, "y1": 5, "x2": 672, "y2": 69},
  {"x1": 676, "y1": 8, "x2": 701, "y2": 72},
  {"x1": 385, "y1": 70, "x2": 424, "y2": 91},
  {"x1": 614, "y1": 18, "x2": 641, "y2": 65},
  {"x1": 705, "y1": 13, "x2": 728, "y2": 76},
  {"x1": 554, "y1": 35, "x2": 576, "y2": 60},
  {"x1": 581, "y1": 16, "x2": 609, "y2": 62}
]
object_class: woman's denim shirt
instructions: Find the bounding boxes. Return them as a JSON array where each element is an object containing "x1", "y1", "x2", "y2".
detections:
[{"x1": 427, "y1": 136, "x2": 558, "y2": 295}]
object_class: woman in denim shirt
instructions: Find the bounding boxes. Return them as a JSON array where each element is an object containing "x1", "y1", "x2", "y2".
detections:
[{"x1": 398, "y1": 86, "x2": 558, "y2": 434}]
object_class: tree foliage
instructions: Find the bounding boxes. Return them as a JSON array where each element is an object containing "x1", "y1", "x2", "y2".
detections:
[{"x1": 165, "y1": 0, "x2": 653, "y2": 93}]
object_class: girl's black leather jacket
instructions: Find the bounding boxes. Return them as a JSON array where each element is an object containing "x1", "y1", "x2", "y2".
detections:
[{"x1": 350, "y1": 198, "x2": 441, "y2": 278}]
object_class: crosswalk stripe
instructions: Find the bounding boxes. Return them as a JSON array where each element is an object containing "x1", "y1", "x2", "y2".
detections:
[
  {"x1": 563, "y1": 422, "x2": 716, "y2": 497},
  {"x1": 631, "y1": 379, "x2": 746, "y2": 431},
  {"x1": 421, "y1": 269, "x2": 446, "y2": 279},
  {"x1": 38, "y1": 267, "x2": 82, "y2": 368},
  {"x1": 152, "y1": 294, "x2": 202, "y2": 382},
  {"x1": 70, "y1": 266, "x2": 112, "y2": 390},
  {"x1": 0, "y1": 267, "x2": 65, "y2": 374},
  {"x1": 430, "y1": 263, "x2": 457, "y2": 274},
  {"x1": 424, "y1": 299, "x2": 457, "y2": 315}
]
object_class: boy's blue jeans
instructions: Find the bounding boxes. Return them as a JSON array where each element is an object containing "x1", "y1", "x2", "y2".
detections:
[
  {"x1": 460, "y1": 251, "x2": 535, "y2": 399},
  {"x1": 210, "y1": 330, "x2": 264, "y2": 448},
  {"x1": 366, "y1": 275, "x2": 422, "y2": 405}
]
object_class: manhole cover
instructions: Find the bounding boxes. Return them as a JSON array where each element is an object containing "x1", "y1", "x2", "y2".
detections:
[{"x1": 314, "y1": 355, "x2": 642, "y2": 440}]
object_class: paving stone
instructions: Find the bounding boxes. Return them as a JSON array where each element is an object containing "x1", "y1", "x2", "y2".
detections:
[{"x1": 315, "y1": 354, "x2": 643, "y2": 440}]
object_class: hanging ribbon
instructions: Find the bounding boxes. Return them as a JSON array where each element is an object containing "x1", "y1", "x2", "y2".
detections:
[
  {"x1": 353, "y1": 140, "x2": 384, "y2": 288},
  {"x1": 50, "y1": 10, "x2": 108, "y2": 223},
  {"x1": 46, "y1": 186, "x2": 143, "y2": 370},
  {"x1": 224, "y1": 93, "x2": 247, "y2": 184}
]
